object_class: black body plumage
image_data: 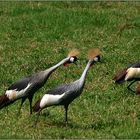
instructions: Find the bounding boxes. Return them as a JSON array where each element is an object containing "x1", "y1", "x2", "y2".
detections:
[{"x1": 130, "y1": 60, "x2": 140, "y2": 68}]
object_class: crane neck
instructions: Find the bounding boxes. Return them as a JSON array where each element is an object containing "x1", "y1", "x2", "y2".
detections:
[
  {"x1": 43, "y1": 57, "x2": 70, "y2": 76},
  {"x1": 79, "y1": 60, "x2": 92, "y2": 85}
]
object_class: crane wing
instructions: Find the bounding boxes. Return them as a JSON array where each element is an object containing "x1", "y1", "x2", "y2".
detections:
[
  {"x1": 46, "y1": 84, "x2": 70, "y2": 95},
  {"x1": 8, "y1": 77, "x2": 31, "y2": 91},
  {"x1": 131, "y1": 61, "x2": 140, "y2": 68}
]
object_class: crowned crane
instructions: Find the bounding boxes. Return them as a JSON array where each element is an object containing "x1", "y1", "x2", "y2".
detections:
[
  {"x1": 0, "y1": 49, "x2": 79, "y2": 114},
  {"x1": 33, "y1": 48, "x2": 101, "y2": 125},
  {"x1": 113, "y1": 60, "x2": 140, "y2": 93}
]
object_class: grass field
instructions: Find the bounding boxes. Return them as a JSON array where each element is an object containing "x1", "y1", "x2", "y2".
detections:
[{"x1": 0, "y1": 1, "x2": 140, "y2": 139}]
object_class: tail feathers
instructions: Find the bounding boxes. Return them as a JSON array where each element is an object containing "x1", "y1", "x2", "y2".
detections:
[
  {"x1": 33, "y1": 98, "x2": 41, "y2": 112},
  {"x1": 136, "y1": 85, "x2": 140, "y2": 95},
  {"x1": 0, "y1": 94, "x2": 10, "y2": 109},
  {"x1": 113, "y1": 68, "x2": 127, "y2": 84}
]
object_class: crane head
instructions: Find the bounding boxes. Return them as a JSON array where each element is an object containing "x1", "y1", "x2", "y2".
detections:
[
  {"x1": 93, "y1": 55, "x2": 101, "y2": 63},
  {"x1": 64, "y1": 56, "x2": 78, "y2": 67},
  {"x1": 88, "y1": 48, "x2": 101, "y2": 66},
  {"x1": 90, "y1": 55, "x2": 101, "y2": 66},
  {"x1": 64, "y1": 49, "x2": 79, "y2": 67}
]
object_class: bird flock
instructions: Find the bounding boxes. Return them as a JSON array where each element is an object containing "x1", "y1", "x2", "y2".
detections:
[{"x1": 0, "y1": 48, "x2": 140, "y2": 126}]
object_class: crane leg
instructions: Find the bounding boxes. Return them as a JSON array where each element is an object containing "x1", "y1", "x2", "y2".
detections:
[
  {"x1": 34, "y1": 109, "x2": 41, "y2": 127},
  {"x1": 5, "y1": 106, "x2": 9, "y2": 114},
  {"x1": 64, "y1": 105, "x2": 69, "y2": 125},
  {"x1": 17, "y1": 97, "x2": 26, "y2": 115},
  {"x1": 28, "y1": 95, "x2": 33, "y2": 115},
  {"x1": 127, "y1": 80, "x2": 136, "y2": 93}
]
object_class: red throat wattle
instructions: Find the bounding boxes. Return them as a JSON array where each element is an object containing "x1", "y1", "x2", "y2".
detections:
[
  {"x1": 90, "y1": 64, "x2": 93, "y2": 67},
  {"x1": 64, "y1": 63, "x2": 69, "y2": 67}
]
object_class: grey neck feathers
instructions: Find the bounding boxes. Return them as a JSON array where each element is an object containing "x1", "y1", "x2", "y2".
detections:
[
  {"x1": 43, "y1": 57, "x2": 69, "y2": 77},
  {"x1": 79, "y1": 60, "x2": 91, "y2": 86}
]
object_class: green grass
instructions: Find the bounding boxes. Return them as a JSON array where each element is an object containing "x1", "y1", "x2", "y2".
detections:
[{"x1": 0, "y1": 1, "x2": 140, "y2": 139}]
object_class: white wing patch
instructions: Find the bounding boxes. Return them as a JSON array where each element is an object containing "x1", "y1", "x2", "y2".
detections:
[
  {"x1": 125, "y1": 68, "x2": 140, "y2": 81},
  {"x1": 5, "y1": 83, "x2": 32, "y2": 101},
  {"x1": 40, "y1": 92, "x2": 67, "y2": 108}
]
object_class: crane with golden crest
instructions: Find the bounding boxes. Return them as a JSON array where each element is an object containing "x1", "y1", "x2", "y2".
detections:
[
  {"x1": 33, "y1": 48, "x2": 101, "y2": 125},
  {"x1": 113, "y1": 60, "x2": 140, "y2": 93},
  {"x1": 0, "y1": 49, "x2": 79, "y2": 114}
]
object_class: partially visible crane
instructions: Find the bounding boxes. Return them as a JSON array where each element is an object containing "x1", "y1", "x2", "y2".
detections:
[
  {"x1": 113, "y1": 60, "x2": 140, "y2": 93},
  {"x1": 0, "y1": 49, "x2": 79, "y2": 114},
  {"x1": 33, "y1": 48, "x2": 101, "y2": 125}
]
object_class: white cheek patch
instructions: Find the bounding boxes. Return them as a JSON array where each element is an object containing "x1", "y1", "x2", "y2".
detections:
[
  {"x1": 40, "y1": 92, "x2": 66, "y2": 108},
  {"x1": 93, "y1": 57, "x2": 98, "y2": 62},
  {"x1": 5, "y1": 83, "x2": 32, "y2": 101},
  {"x1": 70, "y1": 57, "x2": 74, "y2": 62}
]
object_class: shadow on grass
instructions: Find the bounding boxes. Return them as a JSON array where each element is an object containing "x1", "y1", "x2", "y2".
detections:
[{"x1": 31, "y1": 111, "x2": 91, "y2": 130}]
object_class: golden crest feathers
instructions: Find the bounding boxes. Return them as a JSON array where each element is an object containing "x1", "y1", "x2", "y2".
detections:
[
  {"x1": 68, "y1": 49, "x2": 79, "y2": 57},
  {"x1": 88, "y1": 48, "x2": 101, "y2": 60}
]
